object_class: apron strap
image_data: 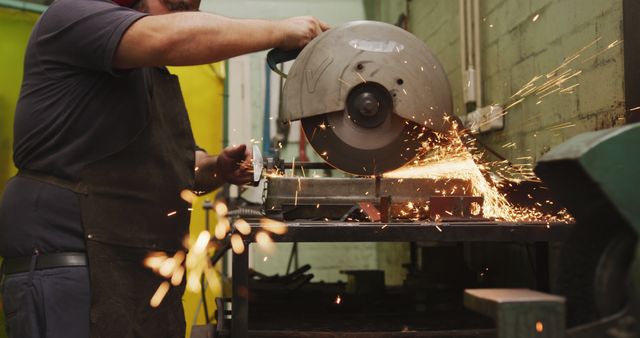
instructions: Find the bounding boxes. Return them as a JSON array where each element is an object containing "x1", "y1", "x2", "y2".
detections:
[{"x1": 18, "y1": 170, "x2": 88, "y2": 195}]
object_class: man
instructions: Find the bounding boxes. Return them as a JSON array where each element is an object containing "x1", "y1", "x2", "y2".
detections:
[{"x1": 0, "y1": 0, "x2": 328, "y2": 336}]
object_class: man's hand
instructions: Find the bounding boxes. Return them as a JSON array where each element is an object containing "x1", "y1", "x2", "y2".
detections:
[
  {"x1": 193, "y1": 145, "x2": 252, "y2": 193},
  {"x1": 216, "y1": 144, "x2": 252, "y2": 185},
  {"x1": 275, "y1": 16, "x2": 330, "y2": 51}
]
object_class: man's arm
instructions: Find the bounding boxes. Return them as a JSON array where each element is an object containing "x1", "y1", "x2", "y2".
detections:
[{"x1": 114, "y1": 14, "x2": 328, "y2": 69}]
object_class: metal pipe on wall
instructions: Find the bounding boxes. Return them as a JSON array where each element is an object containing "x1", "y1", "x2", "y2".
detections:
[
  {"x1": 459, "y1": 0, "x2": 483, "y2": 113},
  {"x1": 465, "y1": 0, "x2": 473, "y2": 68},
  {"x1": 262, "y1": 62, "x2": 272, "y2": 155},
  {"x1": 473, "y1": 0, "x2": 482, "y2": 108},
  {"x1": 0, "y1": 0, "x2": 46, "y2": 13},
  {"x1": 459, "y1": 0, "x2": 467, "y2": 91}
]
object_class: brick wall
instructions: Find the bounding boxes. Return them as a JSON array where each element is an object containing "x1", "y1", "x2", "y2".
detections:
[{"x1": 367, "y1": 0, "x2": 626, "y2": 162}]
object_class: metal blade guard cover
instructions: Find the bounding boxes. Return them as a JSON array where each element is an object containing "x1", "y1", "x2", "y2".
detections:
[{"x1": 282, "y1": 21, "x2": 453, "y2": 175}]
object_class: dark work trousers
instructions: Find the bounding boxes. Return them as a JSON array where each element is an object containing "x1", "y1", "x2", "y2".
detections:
[{"x1": 2, "y1": 264, "x2": 90, "y2": 338}]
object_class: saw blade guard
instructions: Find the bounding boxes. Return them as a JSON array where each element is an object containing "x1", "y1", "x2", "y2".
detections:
[{"x1": 282, "y1": 20, "x2": 454, "y2": 132}]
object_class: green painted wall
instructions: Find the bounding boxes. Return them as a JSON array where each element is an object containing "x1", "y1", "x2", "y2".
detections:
[
  {"x1": 0, "y1": 9, "x2": 38, "y2": 193},
  {"x1": 0, "y1": 8, "x2": 39, "y2": 337},
  {"x1": 365, "y1": 0, "x2": 625, "y2": 163}
]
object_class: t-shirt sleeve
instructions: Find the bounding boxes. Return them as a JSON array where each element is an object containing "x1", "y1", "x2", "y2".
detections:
[{"x1": 35, "y1": 0, "x2": 147, "y2": 74}]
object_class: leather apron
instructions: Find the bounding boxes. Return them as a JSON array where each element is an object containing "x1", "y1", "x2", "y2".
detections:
[{"x1": 78, "y1": 67, "x2": 195, "y2": 337}]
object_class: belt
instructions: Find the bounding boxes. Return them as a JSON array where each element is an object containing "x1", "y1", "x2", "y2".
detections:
[
  {"x1": 2, "y1": 252, "x2": 87, "y2": 275},
  {"x1": 17, "y1": 170, "x2": 88, "y2": 195}
]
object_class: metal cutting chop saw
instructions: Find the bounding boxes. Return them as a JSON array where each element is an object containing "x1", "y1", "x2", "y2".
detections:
[
  {"x1": 256, "y1": 21, "x2": 459, "y2": 220},
  {"x1": 271, "y1": 20, "x2": 453, "y2": 176}
]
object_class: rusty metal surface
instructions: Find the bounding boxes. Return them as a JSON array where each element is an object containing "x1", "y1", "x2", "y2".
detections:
[
  {"x1": 216, "y1": 329, "x2": 495, "y2": 337},
  {"x1": 245, "y1": 221, "x2": 572, "y2": 243},
  {"x1": 264, "y1": 176, "x2": 472, "y2": 216},
  {"x1": 429, "y1": 196, "x2": 484, "y2": 221}
]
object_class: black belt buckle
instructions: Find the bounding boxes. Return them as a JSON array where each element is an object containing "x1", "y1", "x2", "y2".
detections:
[{"x1": 2, "y1": 252, "x2": 87, "y2": 275}]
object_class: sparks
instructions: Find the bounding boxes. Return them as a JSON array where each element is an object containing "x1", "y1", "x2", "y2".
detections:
[
  {"x1": 233, "y1": 219, "x2": 252, "y2": 235},
  {"x1": 150, "y1": 282, "x2": 170, "y2": 308},
  {"x1": 180, "y1": 190, "x2": 197, "y2": 204},
  {"x1": 214, "y1": 220, "x2": 228, "y2": 240},
  {"x1": 255, "y1": 231, "x2": 275, "y2": 253},
  {"x1": 230, "y1": 234, "x2": 245, "y2": 254},
  {"x1": 260, "y1": 218, "x2": 287, "y2": 235},
  {"x1": 214, "y1": 202, "x2": 228, "y2": 217},
  {"x1": 386, "y1": 123, "x2": 573, "y2": 223}
]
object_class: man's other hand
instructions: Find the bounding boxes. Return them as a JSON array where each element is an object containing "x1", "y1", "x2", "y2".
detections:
[
  {"x1": 276, "y1": 16, "x2": 330, "y2": 51},
  {"x1": 216, "y1": 144, "x2": 252, "y2": 185}
]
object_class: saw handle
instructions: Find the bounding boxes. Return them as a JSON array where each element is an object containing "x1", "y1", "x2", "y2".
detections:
[{"x1": 266, "y1": 48, "x2": 302, "y2": 78}]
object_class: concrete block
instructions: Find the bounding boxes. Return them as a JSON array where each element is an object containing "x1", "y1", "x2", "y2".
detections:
[
  {"x1": 483, "y1": 42, "x2": 500, "y2": 78},
  {"x1": 519, "y1": 4, "x2": 554, "y2": 58},
  {"x1": 449, "y1": 66, "x2": 463, "y2": 101},
  {"x1": 591, "y1": 107, "x2": 626, "y2": 130},
  {"x1": 537, "y1": 22, "x2": 597, "y2": 75},
  {"x1": 509, "y1": 56, "x2": 536, "y2": 95},
  {"x1": 483, "y1": 1, "x2": 509, "y2": 45},
  {"x1": 535, "y1": 90, "x2": 580, "y2": 126},
  {"x1": 529, "y1": 0, "x2": 554, "y2": 14},
  {"x1": 483, "y1": 70, "x2": 512, "y2": 106},
  {"x1": 439, "y1": 43, "x2": 462, "y2": 75},
  {"x1": 574, "y1": 0, "x2": 618, "y2": 29},
  {"x1": 410, "y1": 0, "x2": 438, "y2": 24},
  {"x1": 577, "y1": 59, "x2": 624, "y2": 117},
  {"x1": 593, "y1": 4, "x2": 624, "y2": 63},
  {"x1": 498, "y1": 27, "x2": 522, "y2": 71},
  {"x1": 523, "y1": 0, "x2": 577, "y2": 55},
  {"x1": 505, "y1": 0, "x2": 536, "y2": 32}
]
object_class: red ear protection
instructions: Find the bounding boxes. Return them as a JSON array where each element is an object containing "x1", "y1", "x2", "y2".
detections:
[{"x1": 113, "y1": 0, "x2": 137, "y2": 7}]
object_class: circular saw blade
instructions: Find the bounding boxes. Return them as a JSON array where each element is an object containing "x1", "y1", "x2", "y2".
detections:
[{"x1": 302, "y1": 111, "x2": 429, "y2": 176}]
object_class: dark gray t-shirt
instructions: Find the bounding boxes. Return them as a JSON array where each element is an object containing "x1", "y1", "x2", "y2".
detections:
[{"x1": 0, "y1": 0, "x2": 147, "y2": 257}]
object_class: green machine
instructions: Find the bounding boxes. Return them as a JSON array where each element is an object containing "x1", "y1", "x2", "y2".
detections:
[{"x1": 465, "y1": 122, "x2": 640, "y2": 337}]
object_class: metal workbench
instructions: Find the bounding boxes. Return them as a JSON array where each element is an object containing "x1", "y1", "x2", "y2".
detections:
[{"x1": 229, "y1": 221, "x2": 573, "y2": 338}]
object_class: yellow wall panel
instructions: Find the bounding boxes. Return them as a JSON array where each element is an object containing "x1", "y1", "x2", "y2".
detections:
[{"x1": 169, "y1": 64, "x2": 225, "y2": 337}]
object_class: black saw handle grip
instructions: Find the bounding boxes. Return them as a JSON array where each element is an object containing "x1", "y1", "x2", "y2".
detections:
[{"x1": 266, "y1": 48, "x2": 302, "y2": 78}]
